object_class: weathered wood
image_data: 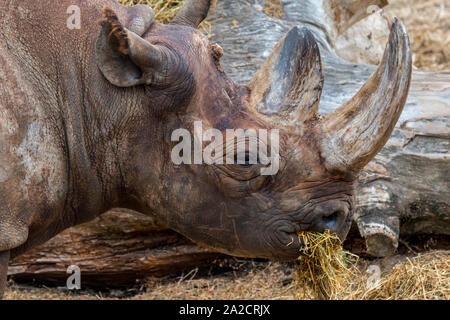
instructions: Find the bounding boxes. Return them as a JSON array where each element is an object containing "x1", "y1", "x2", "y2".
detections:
[
  {"x1": 326, "y1": 0, "x2": 389, "y2": 36},
  {"x1": 355, "y1": 70, "x2": 450, "y2": 256},
  {"x1": 8, "y1": 210, "x2": 225, "y2": 286},
  {"x1": 334, "y1": 9, "x2": 390, "y2": 65},
  {"x1": 0, "y1": 251, "x2": 9, "y2": 298}
]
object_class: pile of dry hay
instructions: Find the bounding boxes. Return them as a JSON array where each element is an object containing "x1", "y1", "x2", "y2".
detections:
[
  {"x1": 386, "y1": 0, "x2": 449, "y2": 70},
  {"x1": 296, "y1": 231, "x2": 359, "y2": 300},
  {"x1": 118, "y1": 0, "x2": 212, "y2": 31},
  {"x1": 357, "y1": 251, "x2": 450, "y2": 300},
  {"x1": 295, "y1": 232, "x2": 450, "y2": 300}
]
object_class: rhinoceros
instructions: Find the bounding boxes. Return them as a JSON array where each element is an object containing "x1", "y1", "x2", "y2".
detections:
[{"x1": 0, "y1": 0, "x2": 411, "y2": 296}]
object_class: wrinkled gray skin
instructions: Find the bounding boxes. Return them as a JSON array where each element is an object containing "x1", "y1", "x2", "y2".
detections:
[{"x1": 0, "y1": 0, "x2": 411, "y2": 297}]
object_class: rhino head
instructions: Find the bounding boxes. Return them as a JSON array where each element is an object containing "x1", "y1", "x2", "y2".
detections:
[{"x1": 95, "y1": 0, "x2": 411, "y2": 260}]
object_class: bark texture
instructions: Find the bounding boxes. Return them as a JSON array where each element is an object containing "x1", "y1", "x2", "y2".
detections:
[{"x1": 9, "y1": 210, "x2": 225, "y2": 286}]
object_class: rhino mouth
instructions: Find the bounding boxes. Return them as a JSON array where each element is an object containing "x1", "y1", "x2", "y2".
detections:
[
  {"x1": 260, "y1": 205, "x2": 353, "y2": 261},
  {"x1": 258, "y1": 219, "x2": 303, "y2": 260}
]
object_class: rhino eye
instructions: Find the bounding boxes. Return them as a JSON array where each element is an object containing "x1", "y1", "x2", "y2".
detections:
[
  {"x1": 235, "y1": 151, "x2": 258, "y2": 167},
  {"x1": 239, "y1": 152, "x2": 252, "y2": 167}
]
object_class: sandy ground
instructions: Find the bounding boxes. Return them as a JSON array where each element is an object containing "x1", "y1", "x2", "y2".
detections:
[{"x1": 4, "y1": 0, "x2": 450, "y2": 300}]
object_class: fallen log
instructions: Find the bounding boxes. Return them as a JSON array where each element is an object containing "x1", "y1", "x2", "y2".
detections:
[{"x1": 8, "y1": 210, "x2": 225, "y2": 286}]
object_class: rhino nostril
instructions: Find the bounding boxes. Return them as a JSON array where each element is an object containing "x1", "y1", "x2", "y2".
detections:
[{"x1": 322, "y1": 211, "x2": 341, "y2": 229}]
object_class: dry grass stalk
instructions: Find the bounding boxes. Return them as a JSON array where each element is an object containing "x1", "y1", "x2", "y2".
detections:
[
  {"x1": 262, "y1": 0, "x2": 284, "y2": 19},
  {"x1": 118, "y1": 0, "x2": 212, "y2": 32},
  {"x1": 296, "y1": 231, "x2": 450, "y2": 300},
  {"x1": 357, "y1": 251, "x2": 450, "y2": 300},
  {"x1": 386, "y1": 0, "x2": 449, "y2": 70},
  {"x1": 296, "y1": 231, "x2": 359, "y2": 300}
]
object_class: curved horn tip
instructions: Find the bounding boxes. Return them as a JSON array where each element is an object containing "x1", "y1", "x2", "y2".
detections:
[
  {"x1": 391, "y1": 17, "x2": 405, "y2": 33},
  {"x1": 288, "y1": 26, "x2": 318, "y2": 44},
  {"x1": 283, "y1": 26, "x2": 321, "y2": 61},
  {"x1": 385, "y1": 17, "x2": 412, "y2": 78},
  {"x1": 299, "y1": 26, "x2": 315, "y2": 38},
  {"x1": 320, "y1": 18, "x2": 411, "y2": 176},
  {"x1": 389, "y1": 18, "x2": 410, "y2": 50}
]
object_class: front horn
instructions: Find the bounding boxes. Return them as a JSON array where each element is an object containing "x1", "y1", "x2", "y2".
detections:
[{"x1": 321, "y1": 18, "x2": 412, "y2": 175}]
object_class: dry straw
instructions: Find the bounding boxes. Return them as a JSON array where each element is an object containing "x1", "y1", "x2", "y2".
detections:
[
  {"x1": 296, "y1": 231, "x2": 359, "y2": 300},
  {"x1": 5, "y1": 251, "x2": 449, "y2": 300},
  {"x1": 356, "y1": 251, "x2": 450, "y2": 300},
  {"x1": 118, "y1": 0, "x2": 212, "y2": 32},
  {"x1": 296, "y1": 231, "x2": 450, "y2": 300},
  {"x1": 385, "y1": 0, "x2": 449, "y2": 71}
]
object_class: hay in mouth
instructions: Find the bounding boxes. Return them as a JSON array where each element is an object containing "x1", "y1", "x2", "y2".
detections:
[{"x1": 296, "y1": 230, "x2": 359, "y2": 300}]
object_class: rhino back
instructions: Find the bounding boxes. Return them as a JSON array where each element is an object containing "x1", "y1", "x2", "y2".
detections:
[{"x1": 0, "y1": 0, "x2": 123, "y2": 253}]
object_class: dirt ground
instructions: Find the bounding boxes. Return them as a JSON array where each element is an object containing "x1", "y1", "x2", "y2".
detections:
[
  {"x1": 4, "y1": 0, "x2": 450, "y2": 300},
  {"x1": 5, "y1": 249, "x2": 449, "y2": 300}
]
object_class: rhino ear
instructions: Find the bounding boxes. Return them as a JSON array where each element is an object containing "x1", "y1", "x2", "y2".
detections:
[{"x1": 96, "y1": 6, "x2": 173, "y2": 88}]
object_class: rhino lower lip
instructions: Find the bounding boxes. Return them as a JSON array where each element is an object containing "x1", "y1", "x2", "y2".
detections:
[{"x1": 278, "y1": 229, "x2": 303, "y2": 248}]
